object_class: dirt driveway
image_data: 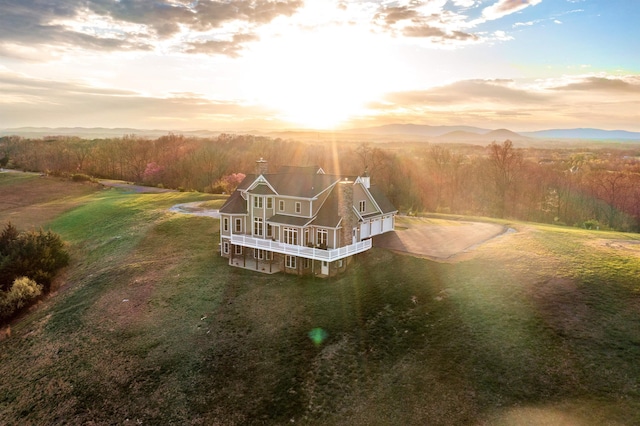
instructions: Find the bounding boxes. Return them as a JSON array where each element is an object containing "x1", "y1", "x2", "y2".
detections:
[{"x1": 374, "y1": 216, "x2": 508, "y2": 261}]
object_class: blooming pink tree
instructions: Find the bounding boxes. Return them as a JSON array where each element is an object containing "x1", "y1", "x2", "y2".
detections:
[
  {"x1": 216, "y1": 172, "x2": 245, "y2": 193},
  {"x1": 143, "y1": 162, "x2": 164, "y2": 185}
]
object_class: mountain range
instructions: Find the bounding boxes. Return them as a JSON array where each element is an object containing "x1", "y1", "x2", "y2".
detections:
[{"x1": 1, "y1": 125, "x2": 640, "y2": 142}]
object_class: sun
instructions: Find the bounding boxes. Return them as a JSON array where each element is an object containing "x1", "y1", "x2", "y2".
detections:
[{"x1": 241, "y1": 19, "x2": 392, "y2": 129}]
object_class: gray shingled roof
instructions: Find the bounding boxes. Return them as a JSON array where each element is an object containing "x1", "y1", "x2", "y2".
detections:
[
  {"x1": 267, "y1": 215, "x2": 314, "y2": 227},
  {"x1": 265, "y1": 173, "x2": 338, "y2": 198},
  {"x1": 368, "y1": 185, "x2": 397, "y2": 214},
  {"x1": 313, "y1": 189, "x2": 341, "y2": 228},
  {"x1": 219, "y1": 190, "x2": 247, "y2": 214}
]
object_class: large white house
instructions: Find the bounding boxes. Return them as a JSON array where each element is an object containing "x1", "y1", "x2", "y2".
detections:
[{"x1": 219, "y1": 159, "x2": 397, "y2": 277}]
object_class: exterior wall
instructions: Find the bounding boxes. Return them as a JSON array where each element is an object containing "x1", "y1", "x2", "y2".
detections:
[
  {"x1": 274, "y1": 197, "x2": 312, "y2": 217},
  {"x1": 353, "y1": 184, "x2": 378, "y2": 216}
]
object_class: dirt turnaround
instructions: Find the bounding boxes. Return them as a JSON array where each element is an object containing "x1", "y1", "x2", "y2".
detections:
[{"x1": 373, "y1": 217, "x2": 510, "y2": 261}]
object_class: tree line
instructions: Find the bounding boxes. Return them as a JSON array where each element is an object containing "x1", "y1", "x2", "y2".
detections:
[{"x1": 2, "y1": 134, "x2": 640, "y2": 232}]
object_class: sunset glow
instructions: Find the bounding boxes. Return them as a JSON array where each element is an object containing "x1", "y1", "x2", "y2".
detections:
[{"x1": 0, "y1": 1, "x2": 639, "y2": 131}]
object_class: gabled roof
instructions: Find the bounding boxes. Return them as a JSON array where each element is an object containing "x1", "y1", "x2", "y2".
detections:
[
  {"x1": 250, "y1": 184, "x2": 276, "y2": 195},
  {"x1": 261, "y1": 173, "x2": 338, "y2": 199},
  {"x1": 313, "y1": 188, "x2": 342, "y2": 228},
  {"x1": 277, "y1": 165, "x2": 324, "y2": 175},
  {"x1": 219, "y1": 190, "x2": 247, "y2": 214},
  {"x1": 368, "y1": 185, "x2": 397, "y2": 214}
]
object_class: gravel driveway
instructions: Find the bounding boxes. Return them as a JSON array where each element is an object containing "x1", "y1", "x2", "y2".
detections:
[{"x1": 374, "y1": 217, "x2": 508, "y2": 261}]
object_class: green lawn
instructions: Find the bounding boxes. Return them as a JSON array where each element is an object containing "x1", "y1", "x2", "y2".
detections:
[{"x1": 1, "y1": 178, "x2": 640, "y2": 425}]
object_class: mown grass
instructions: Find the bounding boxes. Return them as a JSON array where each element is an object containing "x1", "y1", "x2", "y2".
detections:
[{"x1": 1, "y1": 179, "x2": 640, "y2": 425}]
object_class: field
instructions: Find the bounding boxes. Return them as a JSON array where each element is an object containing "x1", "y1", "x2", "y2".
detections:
[{"x1": 1, "y1": 171, "x2": 640, "y2": 425}]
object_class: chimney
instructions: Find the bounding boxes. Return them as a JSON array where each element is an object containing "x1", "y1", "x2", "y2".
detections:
[
  {"x1": 361, "y1": 167, "x2": 370, "y2": 189},
  {"x1": 256, "y1": 158, "x2": 268, "y2": 175},
  {"x1": 337, "y1": 178, "x2": 355, "y2": 247}
]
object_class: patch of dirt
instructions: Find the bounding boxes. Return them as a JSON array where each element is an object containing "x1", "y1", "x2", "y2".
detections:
[
  {"x1": 588, "y1": 239, "x2": 640, "y2": 257},
  {"x1": 530, "y1": 277, "x2": 592, "y2": 338},
  {"x1": 373, "y1": 217, "x2": 509, "y2": 262},
  {"x1": 0, "y1": 174, "x2": 100, "y2": 229}
]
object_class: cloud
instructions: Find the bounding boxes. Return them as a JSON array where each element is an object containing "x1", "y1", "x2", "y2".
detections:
[
  {"x1": 482, "y1": 0, "x2": 543, "y2": 21},
  {"x1": 551, "y1": 76, "x2": 640, "y2": 93},
  {"x1": 373, "y1": 2, "x2": 480, "y2": 44},
  {"x1": 185, "y1": 33, "x2": 260, "y2": 57},
  {"x1": 360, "y1": 75, "x2": 640, "y2": 131},
  {"x1": 382, "y1": 79, "x2": 547, "y2": 106},
  {"x1": 0, "y1": 0, "x2": 304, "y2": 58},
  {"x1": 0, "y1": 71, "x2": 277, "y2": 128}
]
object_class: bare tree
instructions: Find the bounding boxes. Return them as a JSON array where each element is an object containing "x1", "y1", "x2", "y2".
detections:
[{"x1": 487, "y1": 140, "x2": 522, "y2": 218}]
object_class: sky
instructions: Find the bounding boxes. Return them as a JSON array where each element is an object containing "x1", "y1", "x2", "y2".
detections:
[{"x1": 1, "y1": 0, "x2": 639, "y2": 132}]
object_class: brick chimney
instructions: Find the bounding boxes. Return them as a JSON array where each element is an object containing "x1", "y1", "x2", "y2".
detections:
[
  {"x1": 336, "y1": 179, "x2": 355, "y2": 247},
  {"x1": 256, "y1": 158, "x2": 268, "y2": 175}
]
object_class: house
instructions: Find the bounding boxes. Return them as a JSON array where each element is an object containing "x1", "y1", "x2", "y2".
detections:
[{"x1": 218, "y1": 159, "x2": 397, "y2": 277}]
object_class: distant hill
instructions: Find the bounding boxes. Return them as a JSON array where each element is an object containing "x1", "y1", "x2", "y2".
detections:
[
  {"x1": 343, "y1": 124, "x2": 490, "y2": 137},
  {"x1": 0, "y1": 127, "x2": 221, "y2": 139},
  {"x1": 434, "y1": 128, "x2": 529, "y2": 142},
  {"x1": 2, "y1": 125, "x2": 640, "y2": 142},
  {"x1": 522, "y1": 128, "x2": 640, "y2": 141}
]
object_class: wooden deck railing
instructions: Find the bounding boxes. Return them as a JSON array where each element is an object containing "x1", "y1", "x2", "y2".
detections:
[{"x1": 229, "y1": 235, "x2": 372, "y2": 261}]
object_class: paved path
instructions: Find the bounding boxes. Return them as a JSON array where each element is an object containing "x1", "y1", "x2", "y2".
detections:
[
  {"x1": 98, "y1": 179, "x2": 175, "y2": 193},
  {"x1": 169, "y1": 202, "x2": 220, "y2": 218},
  {"x1": 374, "y1": 217, "x2": 508, "y2": 261}
]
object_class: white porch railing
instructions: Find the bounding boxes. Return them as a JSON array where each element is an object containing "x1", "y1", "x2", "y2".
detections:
[{"x1": 230, "y1": 235, "x2": 372, "y2": 261}]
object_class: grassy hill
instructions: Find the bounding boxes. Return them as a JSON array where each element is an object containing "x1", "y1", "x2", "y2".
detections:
[{"x1": 1, "y1": 172, "x2": 640, "y2": 425}]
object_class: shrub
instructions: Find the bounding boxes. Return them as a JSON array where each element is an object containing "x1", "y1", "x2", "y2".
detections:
[
  {"x1": 0, "y1": 223, "x2": 70, "y2": 293},
  {"x1": 71, "y1": 173, "x2": 92, "y2": 182},
  {"x1": 0, "y1": 277, "x2": 42, "y2": 321}
]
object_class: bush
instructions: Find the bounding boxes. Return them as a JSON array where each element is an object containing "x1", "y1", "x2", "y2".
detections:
[
  {"x1": 0, "y1": 223, "x2": 70, "y2": 293},
  {"x1": 0, "y1": 277, "x2": 42, "y2": 321},
  {"x1": 71, "y1": 173, "x2": 92, "y2": 182}
]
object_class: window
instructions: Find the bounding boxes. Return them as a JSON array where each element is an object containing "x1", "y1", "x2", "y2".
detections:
[
  {"x1": 338, "y1": 259, "x2": 343, "y2": 268},
  {"x1": 254, "y1": 249, "x2": 265, "y2": 260},
  {"x1": 234, "y1": 245, "x2": 243, "y2": 255},
  {"x1": 304, "y1": 258, "x2": 311, "y2": 269},
  {"x1": 285, "y1": 255, "x2": 297, "y2": 269},
  {"x1": 279, "y1": 200, "x2": 285, "y2": 211},
  {"x1": 266, "y1": 197, "x2": 273, "y2": 209},
  {"x1": 317, "y1": 229, "x2": 328, "y2": 247},
  {"x1": 295, "y1": 202, "x2": 301, "y2": 214},
  {"x1": 254, "y1": 196, "x2": 263, "y2": 209},
  {"x1": 266, "y1": 224, "x2": 273, "y2": 238},
  {"x1": 284, "y1": 227, "x2": 298, "y2": 245},
  {"x1": 222, "y1": 241, "x2": 229, "y2": 254},
  {"x1": 223, "y1": 217, "x2": 229, "y2": 232},
  {"x1": 254, "y1": 217, "x2": 263, "y2": 236},
  {"x1": 359, "y1": 200, "x2": 366, "y2": 213},
  {"x1": 235, "y1": 218, "x2": 242, "y2": 233}
]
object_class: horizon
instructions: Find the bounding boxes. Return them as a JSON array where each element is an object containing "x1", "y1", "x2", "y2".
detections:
[{"x1": 1, "y1": 1, "x2": 639, "y2": 132}]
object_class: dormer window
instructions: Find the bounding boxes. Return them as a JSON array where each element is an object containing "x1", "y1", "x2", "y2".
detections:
[
  {"x1": 359, "y1": 200, "x2": 366, "y2": 213},
  {"x1": 295, "y1": 202, "x2": 301, "y2": 214}
]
